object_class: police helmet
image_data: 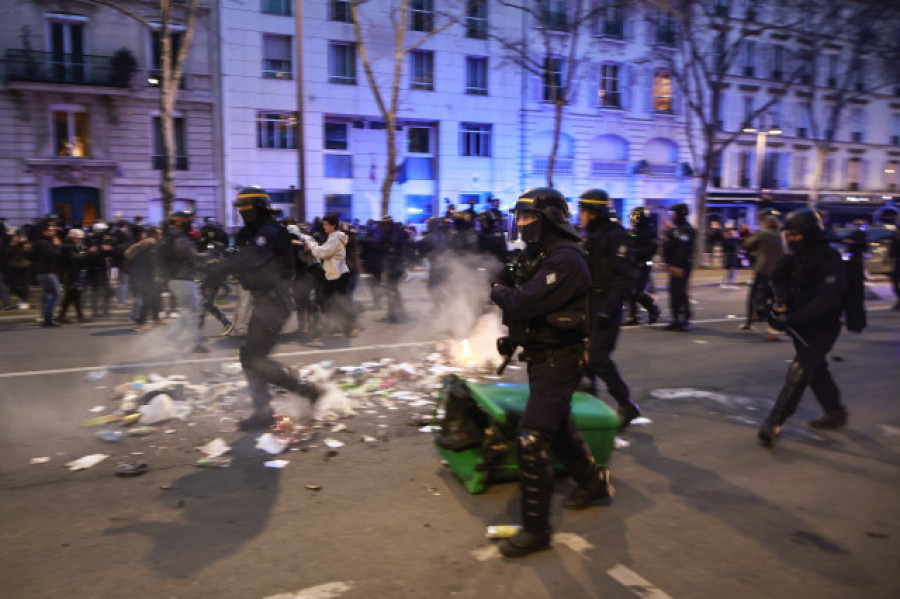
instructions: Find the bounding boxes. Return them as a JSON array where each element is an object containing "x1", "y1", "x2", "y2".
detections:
[
  {"x1": 669, "y1": 203, "x2": 689, "y2": 219},
  {"x1": 784, "y1": 208, "x2": 824, "y2": 252},
  {"x1": 515, "y1": 187, "x2": 580, "y2": 242},
  {"x1": 630, "y1": 206, "x2": 649, "y2": 228},
  {"x1": 578, "y1": 189, "x2": 614, "y2": 219},
  {"x1": 67, "y1": 228, "x2": 85, "y2": 240},
  {"x1": 234, "y1": 186, "x2": 270, "y2": 210}
]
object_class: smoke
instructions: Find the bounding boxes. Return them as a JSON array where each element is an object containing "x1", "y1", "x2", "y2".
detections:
[{"x1": 425, "y1": 250, "x2": 506, "y2": 342}]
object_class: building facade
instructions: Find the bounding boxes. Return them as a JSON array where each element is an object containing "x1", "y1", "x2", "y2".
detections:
[{"x1": 0, "y1": 0, "x2": 222, "y2": 226}]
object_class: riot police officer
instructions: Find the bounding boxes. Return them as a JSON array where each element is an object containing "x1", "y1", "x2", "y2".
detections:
[
  {"x1": 758, "y1": 208, "x2": 848, "y2": 447},
  {"x1": 624, "y1": 207, "x2": 661, "y2": 326},
  {"x1": 662, "y1": 203, "x2": 695, "y2": 331},
  {"x1": 578, "y1": 190, "x2": 642, "y2": 427},
  {"x1": 208, "y1": 187, "x2": 319, "y2": 431},
  {"x1": 490, "y1": 187, "x2": 613, "y2": 558}
]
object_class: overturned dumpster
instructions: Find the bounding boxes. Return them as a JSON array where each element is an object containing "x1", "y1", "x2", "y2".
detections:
[{"x1": 434, "y1": 375, "x2": 619, "y2": 494}]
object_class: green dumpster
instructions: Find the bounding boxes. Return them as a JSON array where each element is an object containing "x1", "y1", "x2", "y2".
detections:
[{"x1": 434, "y1": 375, "x2": 620, "y2": 494}]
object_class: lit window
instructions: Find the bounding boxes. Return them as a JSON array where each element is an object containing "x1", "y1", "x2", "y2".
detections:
[
  {"x1": 256, "y1": 112, "x2": 297, "y2": 149},
  {"x1": 53, "y1": 107, "x2": 90, "y2": 157},
  {"x1": 262, "y1": 34, "x2": 292, "y2": 79},
  {"x1": 653, "y1": 69, "x2": 673, "y2": 113}
]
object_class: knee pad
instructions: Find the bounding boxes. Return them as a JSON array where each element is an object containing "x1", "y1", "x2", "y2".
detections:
[
  {"x1": 517, "y1": 429, "x2": 550, "y2": 461},
  {"x1": 786, "y1": 360, "x2": 806, "y2": 387}
]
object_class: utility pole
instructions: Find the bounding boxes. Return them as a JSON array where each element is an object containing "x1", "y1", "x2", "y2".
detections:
[{"x1": 294, "y1": 0, "x2": 307, "y2": 221}]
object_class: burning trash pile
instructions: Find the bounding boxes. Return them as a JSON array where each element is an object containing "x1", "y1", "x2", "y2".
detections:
[{"x1": 64, "y1": 314, "x2": 512, "y2": 473}]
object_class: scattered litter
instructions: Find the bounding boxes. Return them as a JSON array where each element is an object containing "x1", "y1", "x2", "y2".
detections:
[
  {"x1": 331, "y1": 423, "x2": 348, "y2": 433},
  {"x1": 486, "y1": 525, "x2": 521, "y2": 539},
  {"x1": 85, "y1": 370, "x2": 108, "y2": 382},
  {"x1": 160, "y1": 484, "x2": 171, "y2": 490},
  {"x1": 126, "y1": 426, "x2": 156, "y2": 437},
  {"x1": 726, "y1": 314, "x2": 739, "y2": 319},
  {"x1": 130, "y1": 452, "x2": 144, "y2": 456},
  {"x1": 114, "y1": 462, "x2": 148, "y2": 477},
  {"x1": 264, "y1": 460, "x2": 290, "y2": 469},
  {"x1": 261, "y1": 581, "x2": 354, "y2": 599},
  {"x1": 195, "y1": 457, "x2": 231, "y2": 468},
  {"x1": 29, "y1": 457, "x2": 50, "y2": 465},
  {"x1": 419, "y1": 425, "x2": 439, "y2": 433},
  {"x1": 877, "y1": 424, "x2": 900, "y2": 437},
  {"x1": 630, "y1": 417, "x2": 652, "y2": 426},
  {"x1": 614, "y1": 437, "x2": 631, "y2": 449},
  {"x1": 197, "y1": 438, "x2": 230, "y2": 458},
  {"x1": 87, "y1": 405, "x2": 106, "y2": 413},
  {"x1": 138, "y1": 394, "x2": 176, "y2": 424},
  {"x1": 324, "y1": 438, "x2": 345, "y2": 449},
  {"x1": 66, "y1": 454, "x2": 110, "y2": 471},
  {"x1": 256, "y1": 433, "x2": 290, "y2": 455},
  {"x1": 692, "y1": 340, "x2": 709, "y2": 344},
  {"x1": 163, "y1": 429, "x2": 176, "y2": 434},
  {"x1": 305, "y1": 483, "x2": 322, "y2": 491},
  {"x1": 83, "y1": 414, "x2": 124, "y2": 427},
  {"x1": 120, "y1": 413, "x2": 142, "y2": 426},
  {"x1": 409, "y1": 400, "x2": 433, "y2": 407},
  {"x1": 95, "y1": 430, "x2": 124, "y2": 443},
  {"x1": 360, "y1": 436, "x2": 378, "y2": 443}
]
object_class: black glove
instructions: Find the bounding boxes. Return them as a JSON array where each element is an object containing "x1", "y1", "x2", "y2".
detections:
[{"x1": 494, "y1": 263, "x2": 516, "y2": 288}]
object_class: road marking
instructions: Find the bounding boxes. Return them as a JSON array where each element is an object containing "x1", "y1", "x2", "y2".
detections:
[
  {"x1": 0, "y1": 340, "x2": 440, "y2": 380},
  {"x1": 607, "y1": 564, "x2": 673, "y2": 599}
]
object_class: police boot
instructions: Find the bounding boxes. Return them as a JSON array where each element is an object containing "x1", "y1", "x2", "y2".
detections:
[
  {"x1": 648, "y1": 304, "x2": 661, "y2": 324},
  {"x1": 499, "y1": 529, "x2": 552, "y2": 558},
  {"x1": 238, "y1": 411, "x2": 276, "y2": 432},
  {"x1": 564, "y1": 467, "x2": 614, "y2": 510},
  {"x1": 808, "y1": 407, "x2": 847, "y2": 430},
  {"x1": 622, "y1": 317, "x2": 640, "y2": 327},
  {"x1": 617, "y1": 399, "x2": 642, "y2": 429},
  {"x1": 757, "y1": 418, "x2": 782, "y2": 448}
]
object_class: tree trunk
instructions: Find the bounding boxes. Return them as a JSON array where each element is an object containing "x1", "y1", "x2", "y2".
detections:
[
  {"x1": 694, "y1": 168, "x2": 711, "y2": 267},
  {"x1": 159, "y1": 7, "x2": 176, "y2": 221},
  {"x1": 547, "y1": 100, "x2": 565, "y2": 188},
  {"x1": 382, "y1": 115, "x2": 397, "y2": 218}
]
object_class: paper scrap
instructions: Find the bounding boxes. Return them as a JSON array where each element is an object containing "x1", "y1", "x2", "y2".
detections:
[
  {"x1": 87, "y1": 405, "x2": 105, "y2": 413},
  {"x1": 614, "y1": 437, "x2": 631, "y2": 449},
  {"x1": 197, "y1": 437, "x2": 230, "y2": 458},
  {"x1": 29, "y1": 457, "x2": 51, "y2": 465},
  {"x1": 264, "y1": 459, "x2": 290, "y2": 469},
  {"x1": 324, "y1": 438, "x2": 345, "y2": 449},
  {"x1": 256, "y1": 433, "x2": 289, "y2": 455},
  {"x1": 630, "y1": 417, "x2": 652, "y2": 426},
  {"x1": 65, "y1": 454, "x2": 110, "y2": 471}
]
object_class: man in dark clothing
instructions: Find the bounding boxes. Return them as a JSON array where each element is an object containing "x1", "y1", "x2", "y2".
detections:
[
  {"x1": 207, "y1": 187, "x2": 320, "y2": 431},
  {"x1": 381, "y1": 217, "x2": 410, "y2": 323},
  {"x1": 740, "y1": 213, "x2": 785, "y2": 331},
  {"x1": 161, "y1": 211, "x2": 208, "y2": 353},
  {"x1": 890, "y1": 223, "x2": 900, "y2": 311},
  {"x1": 85, "y1": 223, "x2": 113, "y2": 319},
  {"x1": 578, "y1": 189, "x2": 642, "y2": 428},
  {"x1": 758, "y1": 209, "x2": 848, "y2": 447},
  {"x1": 57, "y1": 228, "x2": 88, "y2": 323},
  {"x1": 477, "y1": 211, "x2": 509, "y2": 264},
  {"x1": 624, "y1": 207, "x2": 661, "y2": 326},
  {"x1": 661, "y1": 203, "x2": 695, "y2": 331},
  {"x1": 31, "y1": 220, "x2": 62, "y2": 327},
  {"x1": 490, "y1": 187, "x2": 613, "y2": 558},
  {"x1": 126, "y1": 227, "x2": 163, "y2": 330}
]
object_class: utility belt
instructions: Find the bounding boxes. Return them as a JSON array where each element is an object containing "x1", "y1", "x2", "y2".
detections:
[{"x1": 521, "y1": 342, "x2": 585, "y2": 366}]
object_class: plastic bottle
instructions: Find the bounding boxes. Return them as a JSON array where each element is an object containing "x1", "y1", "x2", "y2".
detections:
[
  {"x1": 485, "y1": 525, "x2": 522, "y2": 539},
  {"x1": 96, "y1": 429, "x2": 124, "y2": 443}
]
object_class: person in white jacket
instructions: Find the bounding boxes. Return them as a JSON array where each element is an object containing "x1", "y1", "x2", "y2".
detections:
[{"x1": 305, "y1": 214, "x2": 357, "y2": 338}]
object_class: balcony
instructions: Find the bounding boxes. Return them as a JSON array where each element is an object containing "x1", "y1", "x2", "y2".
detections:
[
  {"x1": 533, "y1": 157, "x2": 574, "y2": 175},
  {"x1": 590, "y1": 160, "x2": 628, "y2": 177},
  {"x1": 4, "y1": 49, "x2": 131, "y2": 88}
]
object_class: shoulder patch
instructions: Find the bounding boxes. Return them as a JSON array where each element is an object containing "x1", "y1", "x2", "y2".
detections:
[
  {"x1": 255, "y1": 235, "x2": 268, "y2": 247},
  {"x1": 546, "y1": 272, "x2": 557, "y2": 285}
]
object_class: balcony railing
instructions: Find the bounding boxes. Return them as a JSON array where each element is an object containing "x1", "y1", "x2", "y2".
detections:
[
  {"x1": 590, "y1": 160, "x2": 628, "y2": 177},
  {"x1": 4, "y1": 49, "x2": 131, "y2": 87},
  {"x1": 533, "y1": 157, "x2": 574, "y2": 175}
]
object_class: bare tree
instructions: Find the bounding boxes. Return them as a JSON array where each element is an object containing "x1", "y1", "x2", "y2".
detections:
[
  {"x1": 85, "y1": 0, "x2": 200, "y2": 220},
  {"x1": 492, "y1": 0, "x2": 613, "y2": 187},
  {"x1": 642, "y1": 0, "x2": 812, "y2": 256},
  {"x1": 792, "y1": 1, "x2": 900, "y2": 209},
  {"x1": 349, "y1": 0, "x2": 460, "y2": 218}
]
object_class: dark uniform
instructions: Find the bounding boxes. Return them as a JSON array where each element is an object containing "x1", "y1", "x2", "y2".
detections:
[
  {"x1": 758, "y1": 208, "x2": 848, "y2": 447},
  {"x1": 890, "y1": 227, "x2": 900, "y2": 310},
  {"x1": 57, "y1": 230, "x2": 88, "y2": 322},
  {"x1": 209, "y1": 187, "x2": 319, "y2": 431},
  {"x1": 578, "y1": 190, "x2": 641, "y2": 427},
  {"x1": 662, "y1": 203, "x2": 695, "y2": 331},
  {"x1": 625, "y1": 207, "x2": 661, "y2": 326},
  {"x1": 490, "y1": 187, "x2": 613, "y2": 558}
]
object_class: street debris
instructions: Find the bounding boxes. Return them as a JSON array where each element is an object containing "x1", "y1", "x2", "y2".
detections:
[
  {"x1": 195, "y1": 457, "x2": 231, "y2": 468},
  {"x1": 85, "y1": 370, "x2": 108, "y2": 382},
  {"x1": 323, "y1": 438, "x2": 345, "y2": 449},
  {"x1": 87, "y1": 405, "x2": 105, "y2": 413},
  {"x1": 65, "y1": 454, "x2": 110, "y2": 471},
  {"x1": 256, "y1": 433, "x2": 289, "y2": 455},
  {"x1": 630, "y1": 417, "x2": 652, "y2": 426},
  {"x1": 197, "y1": 437, "x2": 230, "y2": 458},
  {"x1": 114, "y1": 462, "x2": 148, "y2": 476},
  {"x1": 264, "y1": 459, "x2": 290, "y2": 469},
  {"x1": 95, "y1": 430, "x2": 124, "y2": 443},
  {"x1": 614, "y1": 437, "x2": 631, "y2": 449},
  {"x1": 29, "y1": 457, "x2": 51, "y2": 465},
  {"x1": 305, "y1": 483, "x2": 322, "y2": 491}
]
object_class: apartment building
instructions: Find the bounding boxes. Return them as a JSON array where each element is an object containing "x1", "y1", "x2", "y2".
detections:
[
  {"x1": 219, "y1": 0, "x2": 692, "y2": 226},
  {"x1": 0, "y1": 1, "x2": 221, "y2": 226}
]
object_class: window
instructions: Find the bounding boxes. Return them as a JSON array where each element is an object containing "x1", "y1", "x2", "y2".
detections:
[
  {"x1": 47, "y1": 15, "x2": 85, "y2": 83},
  {"x1": 325, "y1": 155, "x2": 352, "y2": 178},
  {"x1": 410, "y1": 50, "x2": 434, "y2": 91},
  {"x1": 598, "y1": 0, "x2": 624, "y2": 38},
  {"x1": 53, "y1": 106, "x2": 90, "y2": 157},
  {"x1": 741, "y1": 41, "x2": 756, "y2": 77},
  {"x1": 850, "y1": 109, "x2": 865, "y2": 143},
  {"x1": 827, "y1": 55, "x2": 838, "y2": 87},
  {"x1": 152, "y1": 116, "x2": 187, "y2": 169},
  {"x1": 738, "y1": 151, "x2": 752, "y2": 187},
  {"x1": 466, "y1": 0, "x2": 488, "y2": 39},
  {"x1": 261, "y1": 0, "x2": 291, "y2": 15},
  {"x1": 796, "y1": 102, "x2": 811, "y2": 138},
  {"x1": 892, "y1": 114, "x2": 900, "y2": 146},
  {"x1": 770, "y1": 102, "x2": 782, "y2": 129},
  {"x1": 797, "y1": 51, "x2": 814, "y2": 85},
  {"x1": 324, "y1": 121, "x2": 352, "y2": 177},
  {"x1": 847, "y1": 158, "x2": 861, "y2": 191},
  {"x1": 262, "y1": 34, "x2": 292, "y2": 79},
  {"x1": 539, "y1": 0, "x2": 568, "y2": 31},
  {"x1": 653, "y1": 69, "x2": 672, "y2": 112},
  {"x1": 329, "y1": 43, "x2": 356, "y2": 84},
  {"x1": 655, "y1": 11, "x2": 676, "y2": 46},
  {"x1": 792, "y1": 155, "x2": 808, "y2": 189},
  {"x1": 600, "y1": 63, "x2": 621, "y2": 108},
  {"x1": 772, "y1": 45, "x2": 784, "y2": 80},
  {"x1": 407, "y1": 127, "x2": 432, "y2": 154},
  {"x1": 410, "y1": 0, "x2": 434, "y2": 32},
  {"x1": 325, "y1": 194, "x2": 353, "y2": 220},
  {"x1": 542, "y1": 56, "x2": 564, "y2": 102},
  {"x1": 330, "y1": 0, "x2": 352, "y2": 22},
  {"x1": 745, "y1": 0, "x2": 759, "y2": 21},
  {"x1": 742, "y1": 96, "x2": 754, "y2": 128},
  {"x1": 885, "y1": 160, "x2": 898, "y2": 191},
  {"x1": 149, "y1": 28, "x2": 184, "y2": 87},
  {"x1": 324, "y1": 122, "x2": 348, "y2": 150},
  {"x1": 465, "y1": 56, "x2": 487, "y2": 95},
  {"x1": 460, "y1": 123, "x2": 491, "y2": 157},
  {"x1": 256, "y1": 112, "x2": 297, "y2": 149},
  {"x1": 854, "y1": 60, "x2": 865, "y2": 91}
]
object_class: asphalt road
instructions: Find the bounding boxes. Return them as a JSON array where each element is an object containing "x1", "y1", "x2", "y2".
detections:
[{"x1": 0, "y1": 273, "x2": 898, "y2": 599}]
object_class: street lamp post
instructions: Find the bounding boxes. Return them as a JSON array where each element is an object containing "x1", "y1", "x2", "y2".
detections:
[{"x1": 743, "y1": 122, "x2": 782, "y2": 194}]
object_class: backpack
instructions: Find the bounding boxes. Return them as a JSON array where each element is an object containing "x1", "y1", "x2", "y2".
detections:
[{"x1": 843, "y1": 258, "x2": 866, "y2": 334}]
